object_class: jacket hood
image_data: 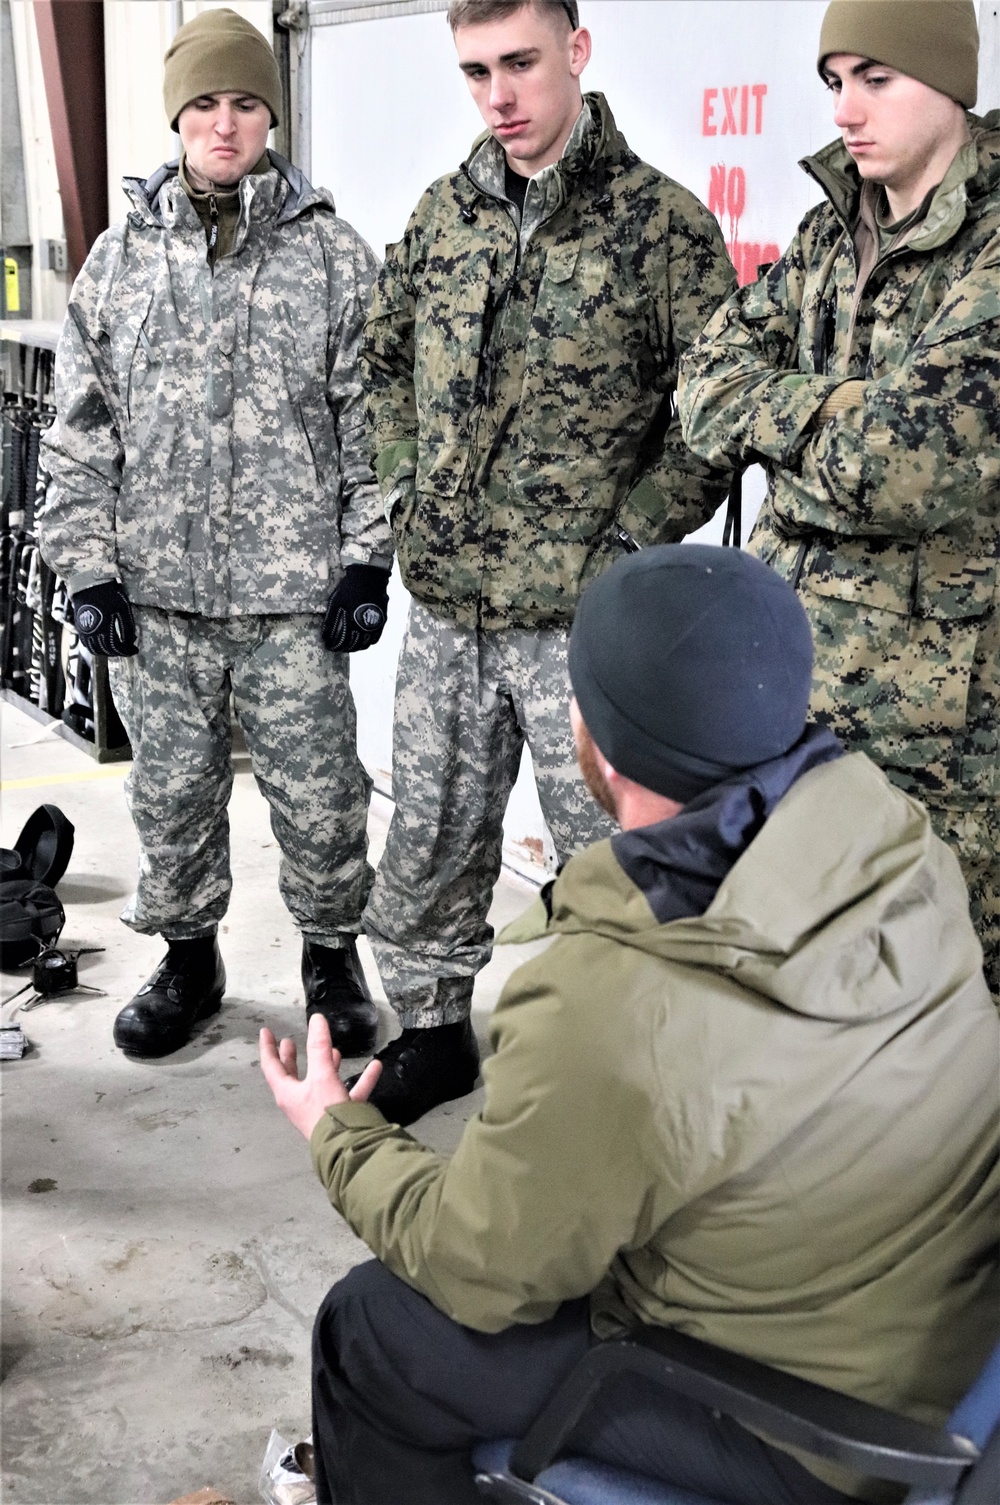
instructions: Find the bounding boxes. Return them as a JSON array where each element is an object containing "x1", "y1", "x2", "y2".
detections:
[
  {"x1": 463, "y1": 90, "x2": 632, "y2": 188},
  {"x1": 121, "y1": 149, "x2": 333, "y2": 228},
  {"x1": 501, "y1": 753, "x2": 979, "y2": 1023},
  {"x1": 801, "y1": 108, "x2": 1000, "y2": 247}
]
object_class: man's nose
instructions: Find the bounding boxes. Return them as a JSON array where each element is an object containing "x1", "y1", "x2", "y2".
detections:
[
  {"x1": 214, "y1": 103, "x2": 237, "y2": 135},
  {"x1": 833, "y1": 83, "x2": 864, "y2": 130},
  {"x1": 489, "y1": 74, "x2": 515, "y2": 113}
]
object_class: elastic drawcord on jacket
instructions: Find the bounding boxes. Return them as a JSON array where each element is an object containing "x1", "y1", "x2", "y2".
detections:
[
  {"x1": 592, "y1": 158, "x2": 613, "y2": 211},
  {"x1": 908, "y1": 538, "x2": 922, "y2": 619}
]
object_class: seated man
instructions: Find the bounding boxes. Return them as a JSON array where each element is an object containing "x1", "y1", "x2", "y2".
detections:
[{"x1": 261, "y1": 545, "x2": 1000, "y2": 1505}]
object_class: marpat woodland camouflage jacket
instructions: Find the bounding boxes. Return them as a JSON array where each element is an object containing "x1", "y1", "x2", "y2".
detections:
[
  {"x1": 361, "y1": 93, "x2": 736, "y2": 630},
  {"x1": 39, "y1": 154, "x2": 390, "y2": 617},
  {"x1": 679, "y1": 114, "x2": 1000, "y2": 806}
]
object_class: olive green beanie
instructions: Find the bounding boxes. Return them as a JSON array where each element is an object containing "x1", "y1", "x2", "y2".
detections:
[
  {"x1": 818, "y1": 0, "x2": 979, "y2": 108},
  {"x1": 164, "y1": 8, "x2": 281, "y2": 130}
]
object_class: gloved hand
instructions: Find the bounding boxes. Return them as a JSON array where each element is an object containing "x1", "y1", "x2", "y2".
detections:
[
  {"x1": 321, "y1": 565, "x2": 390, "y2": 653},
  {"x1": 71, "y1": 581, "x2": 139, "y2": 657}
]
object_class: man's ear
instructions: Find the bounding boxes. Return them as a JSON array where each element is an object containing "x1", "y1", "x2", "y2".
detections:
[
  {"x1": 600, "y1": 751, "x2": 622, "y2": 788},
  {"x1": 569, "y1": 26, "x2": 591, "y2": 78}
]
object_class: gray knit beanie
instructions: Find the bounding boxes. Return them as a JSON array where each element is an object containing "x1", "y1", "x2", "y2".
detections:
[{"x1": 568, "y1": 546, "x2": 815, "y2": 803}]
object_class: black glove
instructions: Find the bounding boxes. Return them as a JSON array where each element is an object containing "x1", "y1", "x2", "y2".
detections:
[
  {"x1": 71, "y1": 581, "x2": 139, "y2": 657},
  {"x1": 322, "y1": 565, "x2": 390, "y2": 653}
]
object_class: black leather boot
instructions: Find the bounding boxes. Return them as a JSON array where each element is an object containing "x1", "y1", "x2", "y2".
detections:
[
  {"x1": 348, "y1": 1018, "x2": 480, "y2": 1126},
  {"x1": 302, "y1": 937, "x2": 377, "y2": 1057},
  {"x1": 113, "y1": 935, "x2": 226, "y2": 1058}
]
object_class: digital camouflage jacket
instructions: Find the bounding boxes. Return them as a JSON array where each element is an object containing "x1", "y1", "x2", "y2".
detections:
[
  {"x1": 39, "y1": 154, "x2": 391, "y2": 617},
  {"x1": 678, "y1": 114, "x2": 1000, "y2": 807},
  {"x1": 361, "y1": 93, "x2": 736, "y2": 630}
]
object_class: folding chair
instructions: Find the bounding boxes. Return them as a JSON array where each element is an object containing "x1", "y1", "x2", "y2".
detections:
[{"x1": 474, "y1": 1327, "x2": 1000, "y2": 1505}]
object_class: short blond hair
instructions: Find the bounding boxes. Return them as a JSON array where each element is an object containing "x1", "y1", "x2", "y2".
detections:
[{"x1": 447, "y1": 0, "x2": 579, "y2": 33}]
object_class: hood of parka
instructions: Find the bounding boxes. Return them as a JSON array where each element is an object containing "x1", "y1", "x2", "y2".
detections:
[
  {"x1": 800, "y1": 108, "x2": 1000, "y2": 248},
  {"x1": 120, "y1": 148, "x2": 333, "y2": 230},
  {"x1": 500, "y1": 753, "x2": 982, "y2": 1024},
  {"x1": 462, "y1": 90, "x2": 633, "y2": 199}
]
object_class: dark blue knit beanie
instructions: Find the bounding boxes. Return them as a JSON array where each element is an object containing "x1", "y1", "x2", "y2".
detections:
[{"x1": 568, "y1": 545, "x2": 815, "y2": 803}]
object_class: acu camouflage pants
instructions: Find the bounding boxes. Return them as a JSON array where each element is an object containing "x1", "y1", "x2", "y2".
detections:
[
  {"x1": 363, "y1": 600, "x2": 614, "y2": 1028},
  {"x1": 110, "y1": 609, "x2": 374, "y2": 946}
]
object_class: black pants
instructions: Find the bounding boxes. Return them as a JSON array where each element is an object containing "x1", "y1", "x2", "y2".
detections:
[{"x1": 311, "y1": 1261, "x2": 854, "y2": 1505}]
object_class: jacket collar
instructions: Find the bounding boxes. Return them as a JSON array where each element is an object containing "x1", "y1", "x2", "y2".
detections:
[
  {"x1": 608, "y1": 726, "x2": 843, "y2": 926},
  {"x1": 466, "y1": 91, "x2": 602, "y2": 195},
  {"x1": 501, "y1": 725, "x2": 842, "y2": 938},
  {"x1": 460, "y1": 91, "x2": 628, "y2": 213},
  {"x1": 122, "y1": 149, "x2": 333, "y2": 231},
  {"x1": 800, "y1": 109, "x2": 1000, "y2": 250}
]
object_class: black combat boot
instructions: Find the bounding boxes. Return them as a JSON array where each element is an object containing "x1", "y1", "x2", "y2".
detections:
[
  {"x1": 347, "y1": 1019, "x2": 480, "y2": 1126},
  {"x1": 302, "y1": 937, "x2": 377, "y2": 1057},
  {"x1": 113, "y1": 934, "x2": 226, "y2": 1058}
]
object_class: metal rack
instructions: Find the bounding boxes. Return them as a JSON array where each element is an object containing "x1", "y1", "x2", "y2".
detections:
[{"x1": 1, "y1": 321, "x2": 130, "y2": 762}]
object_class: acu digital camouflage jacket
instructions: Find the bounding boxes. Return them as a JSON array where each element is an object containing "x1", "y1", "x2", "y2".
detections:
[
  {"x1": 679, "y1": 114, "x2": 1000, "y2": 807},
  {"x1": 39, "y1": 154, "x2": 391, "y2": 617},
  {"x1": 361, "y1": 93, "x2": 736, "y2": 630}
]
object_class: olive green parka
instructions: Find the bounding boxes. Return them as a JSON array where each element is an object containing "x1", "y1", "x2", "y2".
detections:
[{"x1": 311, "y1": 753, "x2": 999, "y2": 1502}]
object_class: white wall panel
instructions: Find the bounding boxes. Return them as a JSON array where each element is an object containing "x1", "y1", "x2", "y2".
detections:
[
  {"x1": 104, "y1": 2, "x2": 178, "y2": 210},
  {"x1": 980, "y1": 0, "x2": 1000, "y2": 109},
  {"x1": 8, "y1": 0, "x2": 69, "y2": 320}
]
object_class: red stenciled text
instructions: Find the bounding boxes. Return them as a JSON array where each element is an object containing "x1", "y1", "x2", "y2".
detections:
[
  {"x1": 708, "y1": 163, "x2": 779, "y2": 286},
  {"x1": 702, "y1": 84, "x2": 767, "y2": 137}
]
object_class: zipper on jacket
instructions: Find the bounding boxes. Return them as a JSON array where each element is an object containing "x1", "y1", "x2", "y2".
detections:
[
  {"x1": 806, "y1": 162, "x2": 957, "y2": 370},
  {"x1": 460, "y1": 167, "x2": 522, "y2": 268},
  {"x1": 208, "y1": 194, "x2": 219, "y2": 263},
  {"x1": 458, "y1": 176, "x2": 522, "y2": 413}
]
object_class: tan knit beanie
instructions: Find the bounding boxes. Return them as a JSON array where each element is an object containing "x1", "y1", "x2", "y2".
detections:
[
  {"x1": 164, "y1": 8, "x2": 281, "y2": 130},
  {"x1": 818, "y1": 0, "x2": 979, "y2": 108}
]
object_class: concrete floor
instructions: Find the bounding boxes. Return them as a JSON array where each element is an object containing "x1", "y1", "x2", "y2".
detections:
[{"x1": 0, "y1": 701, "x2": 543, "y2": 1505}]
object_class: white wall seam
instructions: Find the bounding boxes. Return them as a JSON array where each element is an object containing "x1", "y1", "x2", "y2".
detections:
[{"x1": 306, "y1": 0, "x2": 448, "y2": 25}]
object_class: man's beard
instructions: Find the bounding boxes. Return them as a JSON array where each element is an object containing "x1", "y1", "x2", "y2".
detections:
[{"x1": 575, "y1": 722, "x2": 617, "y2": 820}]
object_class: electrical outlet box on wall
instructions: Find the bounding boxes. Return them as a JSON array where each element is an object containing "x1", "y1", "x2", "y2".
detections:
[{"x1": 39, "y1": 238, "x2": 68, "y2": 272}]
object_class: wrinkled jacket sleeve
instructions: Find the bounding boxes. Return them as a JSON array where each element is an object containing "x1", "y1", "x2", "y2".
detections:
[
  {"x1": 38, "y1": 230, "x2": 126, "y2": 593},
  {"x1": 326, "y1": 226, "x2": 394, "y2": 566},
  {"x1": 615, "y1": 196, "x2": 737, "y2": 546},
  {"x1": 310, "y1": 945, "x2": 661, "y2": 1333},
  {"x1": 679, "y1": 219, "x2": 1000, "y2": 540},
  {"x1": 359, "y1": 201, "x2": 424, "y2": 522}
]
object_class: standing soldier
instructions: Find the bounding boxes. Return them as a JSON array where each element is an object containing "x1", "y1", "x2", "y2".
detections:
[
  {"x1": 358, "y1": 0, "x2": 736, "y2": 1123},
  {"x1": 679, "y1": 0, "x2": 1000, "y2": 999},
  {"x1": 38, "y1": 9, "x2": 394, "y2": 1058}
]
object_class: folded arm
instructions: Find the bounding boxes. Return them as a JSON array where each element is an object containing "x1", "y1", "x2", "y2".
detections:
[{"x1": 679, "y1": 230, "x2": 1000, "y2": 540}]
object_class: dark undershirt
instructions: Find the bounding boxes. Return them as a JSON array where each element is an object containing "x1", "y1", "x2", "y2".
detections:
[{"x1": 504, "y1": 159, "x2": 530, "y2": 216}]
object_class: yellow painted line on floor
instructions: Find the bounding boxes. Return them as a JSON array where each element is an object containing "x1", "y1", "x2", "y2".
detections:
[{"x1": 1, "y1": 765, "x2": 130, "y2": 791}]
